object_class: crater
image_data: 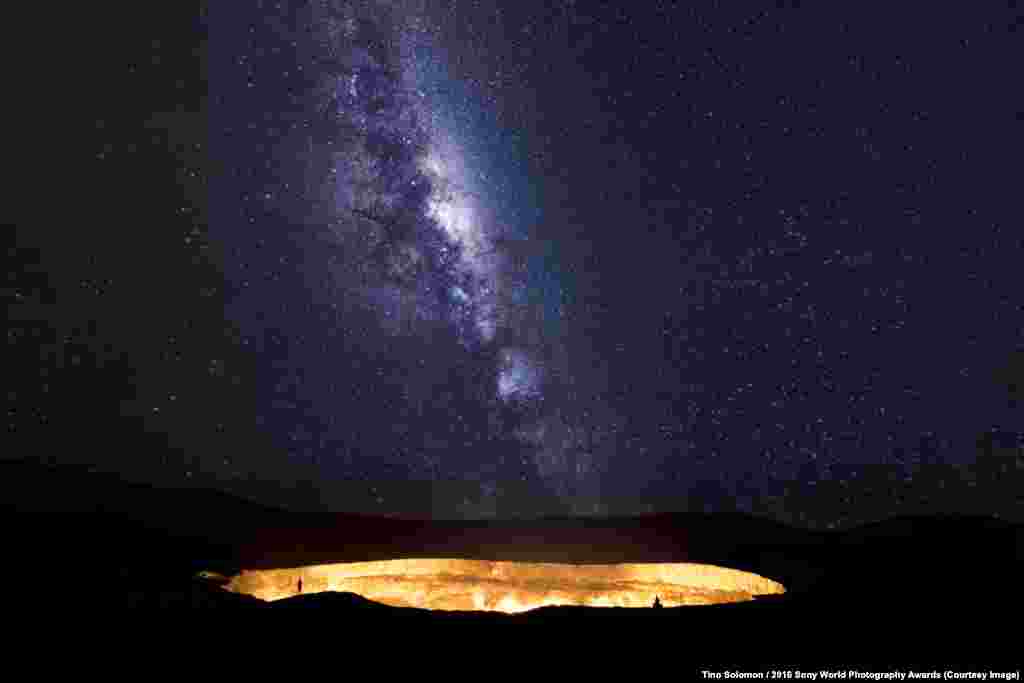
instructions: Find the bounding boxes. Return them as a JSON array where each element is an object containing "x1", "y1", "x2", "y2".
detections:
[{"x1": 224, "y1": 558, "x2": 785, "y2": 612}]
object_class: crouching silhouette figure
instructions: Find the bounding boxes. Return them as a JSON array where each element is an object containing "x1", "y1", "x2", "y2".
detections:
[{"x1": 653, "y1": 596, "x2": 662, "y2": 609}]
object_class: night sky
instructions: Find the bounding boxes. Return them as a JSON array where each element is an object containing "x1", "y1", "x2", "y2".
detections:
[{"x1": 9, "y1": 1, "x2": 1022, "y2": 527}]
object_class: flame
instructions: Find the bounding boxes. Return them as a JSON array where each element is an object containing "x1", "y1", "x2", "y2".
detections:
[{"x1": 225, "y1": 559, "x2": 785, "y2": 612}]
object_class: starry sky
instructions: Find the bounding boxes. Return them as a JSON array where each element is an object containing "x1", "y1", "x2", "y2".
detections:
[{"x1": 9, "y1": 1, "x2": 1022, "y2": 527}]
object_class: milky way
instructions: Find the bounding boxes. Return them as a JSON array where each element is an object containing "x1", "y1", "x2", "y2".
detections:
[
  {"x1": 313, "y1": 1, "x2": 515, "y2": 346},
  {"x1": 294, "y1": 0, "x2": 592, "y2": 514}
]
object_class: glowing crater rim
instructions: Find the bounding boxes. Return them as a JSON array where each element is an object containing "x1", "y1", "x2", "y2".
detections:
[{"x1": 224, "y1": 559, "x2": 786, "y2": 613}]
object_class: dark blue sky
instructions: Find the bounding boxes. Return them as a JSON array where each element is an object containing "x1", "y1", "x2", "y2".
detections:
[{"x1": 9, "y1": 1, "x2": 1022, "y2": 526}]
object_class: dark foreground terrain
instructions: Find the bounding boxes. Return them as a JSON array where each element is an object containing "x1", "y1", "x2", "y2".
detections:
[{"x1": 3, "y1": 460, "x2": 1021, "y2": 629}]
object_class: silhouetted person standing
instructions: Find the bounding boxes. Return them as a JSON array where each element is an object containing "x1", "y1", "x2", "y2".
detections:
[
  {"x1": 298, "y1": 577, "x2": 303, "y2": 594},
  {"x1": 653, "y1": 596, "x2": 662, "y2": 609}
]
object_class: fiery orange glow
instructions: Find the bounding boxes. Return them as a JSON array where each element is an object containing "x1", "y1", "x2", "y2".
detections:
[{"x1": 225, "y1": 559, "x2": 785, "y2": 612}]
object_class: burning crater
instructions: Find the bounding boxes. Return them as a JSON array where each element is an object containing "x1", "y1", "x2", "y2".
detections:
[{"x1": 225, "y1": 559, "x2": 785, "y2": 612}]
